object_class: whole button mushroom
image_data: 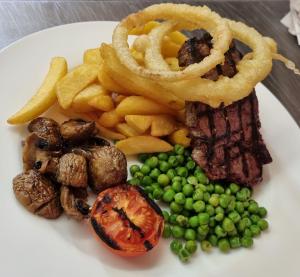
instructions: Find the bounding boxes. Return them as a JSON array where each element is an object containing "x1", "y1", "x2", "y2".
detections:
[
  {"x1": 13, "y1": 170, "x2": 62, "y2": 219},
  {"x1": 57, "y1": 153, "x2": 88, "y2": 188},
  {"x1": 88, "y1": 146, "x2": 127, "y2": 193}
]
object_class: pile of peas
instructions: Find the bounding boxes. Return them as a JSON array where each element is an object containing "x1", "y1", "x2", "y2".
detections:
[{"x1": 128, "y1": 144, "x2": 269, "y2": 263}]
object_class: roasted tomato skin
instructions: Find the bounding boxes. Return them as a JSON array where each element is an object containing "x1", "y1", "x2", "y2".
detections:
[{"x1": 90, "y1": 184, "x2": 164, "y2": 257}]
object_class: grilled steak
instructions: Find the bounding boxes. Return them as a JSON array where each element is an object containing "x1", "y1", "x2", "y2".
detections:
[{"x1": 179, "y1": 34, "x2": 272, "y2": 186}]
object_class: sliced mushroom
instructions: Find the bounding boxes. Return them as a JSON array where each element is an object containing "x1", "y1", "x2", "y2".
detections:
[
  {"x1": 57, "y1": 153, "x2": 88, "y2": 188},
  {"x1": 13, "y1": 170, "x2": 62, "y2": 219},
  {"x1": 22, "y1": 133, "x2": 61, "y2": 175},
  {"x1": 60, "y1": 119, "x2": 96, "y2": 143},
  {"x1": 88, "y1": 146, "x2": 127, "y2": 193},
  {"x1": 60, "y1": 186, "x2": 90, "y2": 220},
  {"x1": 28, "y1": 117, "x2": 62, "y2": 150}
]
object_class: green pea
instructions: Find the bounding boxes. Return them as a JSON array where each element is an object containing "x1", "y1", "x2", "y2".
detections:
[
  {"x1": 250, "y1": 214, "x2": 260, "y2": 224},
  {"x1": 159, "y1": 161, "x2": 170, "y2": 172},
  {"x1": 193, "y1": 200, "x2": 205, "y2": 213},
  {"x1": 229, "y1": 183, "x2": 240, "y2": 194},
  {"x1": 162, "y1": 224, "x2": 172, "y2": 238},
  {"x1": 178, "y1": 248, "x2": 190, "y2": 263},
  {"x1": 138, "y1": 153, "x2": 149, "y2": 162},
  {"x1": 228, "y1": 211, "x2": 241, "y2": 223},
  {"x1": 197, "y1": 184, "x2": 207, "y2": 192},
  {"x1": 243, "y1": 228, "x2": 253, "y2": 238},
  {"x1": 196, "y1": 172, "x2": 208, "y2": 184},
  {"x1": 170, "y1": 239, "x2": 183, "y2": 254},
  {"x1": 162, "y1": 210, "x2": 170, "y2": 221},
  {"x1": 130, "y1": 165, "x2": 140, "y2": 176},
  {"x1": 229, "y1": 236, "x2": 241, "y2": 249},
  {"x1": 141, "y1": 164, "x2": 151, "y2": 175},
  {"x1": 209, "y1": 217, "x2": 216, "y2": 228},
  {"x1": 170, "y1": 202, "x2": 183, "y2": 214},
  {"x1": 222, "y1": 218, "x2": 235, "y2": 232},
  {"x1": 166, "y1": 169, "x2": 176, "y2": 180},
  {"x1": 206, "y1": 184, "x2": 214, "y2": 193},
  {"x1": 169, "y1": 214, "x2": 178, "y2": 224},
  {"x1": 176, "y1": 215, "x2": 188, "y2": 227},
  {"x1": 174, "y1": 144, "x2": 185, "y2": 155},
  {"x1": 181, "y1": 177, "x2": 187, "y2": 185},
  {"x1": 152, "y1": 182, "x2": 160, "y2": 190},
  {"x1": 215, "y1": 213, "x2": 224, "y2": 222},
  {"x1": 241, "y1": 236, "x2": 253, "y2": 248},
  {"x1": 164, "y1": 185, "x2": 172, "y2": 191},
  {"x1": 185, "y1": 229, "x2": 197, "y2": 241},
  {"x1": 218, "y1": 238, "x2": 230, "y2": 252},
  {"x1": 188, "y1": 216, "x2": 199, "y2": 228},
  {"x1": 148, "y1": 193, "x2": 154, "y2": 200},
  {"x1": 215, "y1": 206, "x2": 224, "y2": 214},
  {"x1": 208, "y1": 234, "x2": 218, "y2": 246},
  {"x1": 177, "y1": 167, "x2": 188, "y2": 177},
  {"x1": 172, "y1": 181, "x2": 182, "y2": 192},
  {"x1": 200, "y1": 240, "x2": 212, "y2": 252},
  {"x1": 214, "y1": 184, "x2": 225, "y2": 194},
  {"x1": 173, "y1": 192, "x2": 185, "y2": 205},
  {"x1": 172, "y1": 176, "x2": 182, "y2": 182},
  {"x1": 157, "y1": 174, "x2": 170, "y2": 186},
  {"x1": 185, "y1": 240, "x2": 198, "y2": 254},
  {"x1": 198, "y1": 213, "x2": 210, "y2": 225},
  {"x1": 145, "y1": 156, "x2": 159, "y2": 168},
  {"x1": 186, "y1": 160, "x2": 196, "y2": 171},
  {"x1": 141, "y1": 176, "x2": 152, "y2": 186},
  {"x1": 168, "y1": 156, "x2": 179, "y2": 167},
  {"x1": 176, "y1": 155, "x2": 185, "y2": 165},
  {"x1": 144, "y1": 186, "x2": 153, "y2": 194},
  {"x1": 184, "y1": 197, "x2": 194, "y2": 210},
  {"x1": 162, "y1": 189, "x2": 175, "y2": 203},
  {"x1": 134, "y1": 171, "x2": 144, "y2": 179},
  {"x1": 203, "y1": 192, "x2": 211, "y2": 202},
  {"x1": 227, "y1": 227, "x2": 238, "y2": 237},
  {"x1": 225, "y1": 188, "x2": 232, "y2": 195},
  {"x1": 205, "y1": 204, "x2": 215, "y2": 216},
  {"x1": 194, "y1": 166, "x2": 203, "y2": 174},
  {"x1": 171, "y1": 225, "x2": 185, "y2": 239},
  {"x1": 158, "y1": 153, "x2": 168, "y2": 161},
  {"x1": 242, "y1": 211, "x2": 250, "y2": 218},
  {"x1": 235, "y1": 201, "x2": 244, "y2": 213},
  {"x1": 226, "y1": 198, "x2": 236, "y2": 212},
  {"x1": 182, "y1": 210, "x2": 190, "y2": 217},
  {"x1": 128, "y1": 177, "x2": 140, "y2": 186},
  {"x1": 257, "y1": 220, "x2": 268, "y2": 232},
  {"x1": 248, "y1": 203, "x2": 259, "y2": 214},
  {"x1": 187, "y1": 176, "x2": 198, "y2": 185},
  {"x1": 148, "y1": 169, "x2": 159, "y2": 180},
  {"x1": 153, "y1": 187, "x2": 164, "y2": 200},
  {"x1": 183, "y1": 184, "x2": 194, "y2": 196},
  {"x1": 236, "y1": 188, "x2": 251, "y2": 201},
  {"x1": 209, "y1": 194, "x2": 219, "y2": 207},
  {"x1": 193, "y1": 188, "x2": 204, "y2": 201},
  {"x1": 219, "y1": 194, "x2": 231, "y2": 208},
  {"x1": 258, "y1": 207, "x2": 267, "y2": 218},
  {"x1": 197, "y1": 225, "x2": 209, "y2": 236},
  {"x1": 250, "y1": 225, "x2": 261, "y2": 237}
]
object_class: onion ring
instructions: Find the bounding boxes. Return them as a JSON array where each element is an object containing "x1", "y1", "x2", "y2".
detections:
[{"x1": 112, "y1": 3, "x2": 231, "y2": 81}]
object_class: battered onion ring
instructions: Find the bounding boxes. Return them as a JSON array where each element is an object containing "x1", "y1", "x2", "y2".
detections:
[
  {"x1": 155, "y1": 19, "x2": 273, "y2": 107},
  {"x1": 112, "y1": 3, "x2": 231, "y2": 81}
]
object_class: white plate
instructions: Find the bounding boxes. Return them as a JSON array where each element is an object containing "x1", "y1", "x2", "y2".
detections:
[{"x1": 1, "y1": 21, "x2": 300, "y2": 277}]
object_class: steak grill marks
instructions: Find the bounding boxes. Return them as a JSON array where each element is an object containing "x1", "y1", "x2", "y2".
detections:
[{"x1": 181, "y1": 34, "x2": 272, "y2": 186}]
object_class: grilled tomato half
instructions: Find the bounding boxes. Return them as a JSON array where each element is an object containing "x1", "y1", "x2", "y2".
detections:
[{"x1": 90, "y1": 184, "x2": 164, "y2": 256}]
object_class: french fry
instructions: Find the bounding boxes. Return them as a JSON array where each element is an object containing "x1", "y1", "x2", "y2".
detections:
[
  {"x1": 72, "y1": 83, "x2": 107, "y2": 112},
  {"x1": 129, "y1": 21, "x2": 160, "y2": 35},
  {"x1": 165, "y1": 57, "x2": 181, "y2": 71},
  {"x1": 116, "y1": 96, "x2": 176, "y2": 116},
  {"x1": 130, "y1": 49, "x2": 145, "y2": 65},
  {"x1": 114, "y1": 94, "x2": 126, "y2": 104},
  {"x1": 56, "y1": 64, "x2": 99, "y2": 109},
  {"x1": 7, "y1": 57, "x2": 67, "y2": 124},
  {"x1": 95, "y1": 123, "x2": 126, "y2": 140},
  {"x1": 168, "y1": 31, "x2": 187, "y2": 46},
  {"x1": 83, "y1": 48, "x2": 103, "y2": 65},
  {"x1": 116, "y1": 123, "x2": 141, "y2": 137},
  {"x1": 88, "y1": 94, "x2": 114, "y2": 112},
  {"x1": 168, "y1": 128, "x2": 191, "y2": 147},
  {"x1": 161, "y1": 36, "x2": 181, "y2": 58},
  {"x1": 98, "y1": 110, "x2": 122, "y2": 128},
  {"x1": 125, "y1": 115, "x2": 153, "y2": 133},
  {"x1": 151, "y1": 115, "x2": 177, "y2": 136},
  {"x1": 116, "y1": 136, "x2": 173, "y2": 155}
]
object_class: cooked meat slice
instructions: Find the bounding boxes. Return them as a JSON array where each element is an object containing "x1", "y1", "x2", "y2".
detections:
[
  {"x1": 60, "y1": 119, "x2": 95, "y2": 143},
  {"x1": 88, "y1": 146, "x2": 127, "y2": 193},
  {"x1": 180, "y1": 34, "x2": 272, "y2": 186},
  {"x1": 22, "y1": 133, "x2": 61, "y2": 175},
  {"x1": 13, "y1": 170, "x2": 62, "y2": 219},
  {"x1": 28, "y1": 117, "x2": 62, "y2": 150},
  {"x1": 60, "y1": 186, "x2": 90, "y2": 220},
  {"x1": 57, "y1": 153, "x2": 88, "y2": 187}
]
